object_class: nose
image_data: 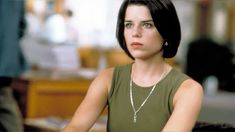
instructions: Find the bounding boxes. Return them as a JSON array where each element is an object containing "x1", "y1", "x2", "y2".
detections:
[{"x1": 132, "y1": 25, "x2": 142, "y2": 38}]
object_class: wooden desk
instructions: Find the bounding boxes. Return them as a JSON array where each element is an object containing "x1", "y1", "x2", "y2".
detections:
[
  {"x1": 12, "y1": 70, "x2": 94, "y2": 118},
  {"x1": 24, "y1": 116, "x2": 107, "y2": 132}
]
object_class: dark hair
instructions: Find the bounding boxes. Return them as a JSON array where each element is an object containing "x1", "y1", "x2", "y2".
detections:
[
  {"x1": 65, "y1": 9, "x2": 73, "y2": 17},
  {"x1": 116, "y1": 0, "x2": 181, "y2": 59}
]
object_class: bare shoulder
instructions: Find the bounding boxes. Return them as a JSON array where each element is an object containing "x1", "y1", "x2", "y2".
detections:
[
  {"x1": 181, "y1": 79, "x2": 203, "y2": 92},
  {"x1": 96, "y1": 68, "x2": 114, "y2": 82},
  {"x1": 173, "y1": 79, "x2": 204, "y2": 106},
  {"x1": 94, "y1": 68, "x2": 114, "y2": 92}
]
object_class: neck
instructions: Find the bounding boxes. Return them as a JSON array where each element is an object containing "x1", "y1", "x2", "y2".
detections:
[
  {"x1": 133, "y1": 49, "x2": 165, "y2": 70},
  {"x1": 131, "y1": 58, "x2": 171, "y2": 87}
]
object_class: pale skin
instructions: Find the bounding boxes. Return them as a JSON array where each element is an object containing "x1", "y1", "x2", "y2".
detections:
[{"x1": 63, "y1": 5, "x2": 203, "y2": 132}]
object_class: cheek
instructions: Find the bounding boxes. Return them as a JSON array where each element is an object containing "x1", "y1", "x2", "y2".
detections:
[
  {"x1": 148, "y1": 32, "x2": 163, "y2": 45},
  {"x1": 145, "y1": 33, "x2": 158, "y2": 43},
  {"x1": 124, "y1": 30, "x2": 131, "y2": 43},
  {"x1": 143, "y1": 34, "x2": 163, "y2": 50}
]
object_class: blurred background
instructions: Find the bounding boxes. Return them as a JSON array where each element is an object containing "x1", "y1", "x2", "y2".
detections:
[{"x1": 3, "y1": 0, "x2": 235, "y2": 131}]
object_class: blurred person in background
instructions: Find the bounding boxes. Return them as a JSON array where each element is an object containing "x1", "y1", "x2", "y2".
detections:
[
  {"x1": 63, "y1": 9, "x2": 79, "y2": 45},
  {"x1": 0, "y1": 0, "x2": 27, "y2": 131},
  {"x1": 186, "y1": 37, "x2": 235, "y2": 92},
  {"x1": 41, "y1": 8, "x2": 79, "y2": 45},
  {"x1": 41, "y1": 7, "x2": 68, "y2": 44}
]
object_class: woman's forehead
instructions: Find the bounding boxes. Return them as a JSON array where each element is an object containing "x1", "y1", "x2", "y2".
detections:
[{"x1": 125, "y1": 5, "x2": 152, "y2": 20}]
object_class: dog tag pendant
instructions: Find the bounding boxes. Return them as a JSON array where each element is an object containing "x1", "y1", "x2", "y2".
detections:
[{"x1": 134, "y1": 113, "x2": 137, "y2": 123}]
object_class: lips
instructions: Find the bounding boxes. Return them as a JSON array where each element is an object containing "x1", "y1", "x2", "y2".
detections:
[{"x1": 131, "y1": 42, "x2": 143, "y2": 49}]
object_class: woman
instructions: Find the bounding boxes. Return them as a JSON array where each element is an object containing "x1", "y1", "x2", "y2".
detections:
[{"x1": 63, "y1": 0, "x2": 203, "y2": 131}]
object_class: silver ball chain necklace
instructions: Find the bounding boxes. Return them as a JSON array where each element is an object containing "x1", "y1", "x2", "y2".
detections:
[{"x1": 130, "y1": 68, "x2": 166, "y2": 123}]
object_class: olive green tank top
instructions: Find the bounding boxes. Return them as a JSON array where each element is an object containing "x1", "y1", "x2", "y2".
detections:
[{"x1": 107, "y1": 64, "x2": 190, "y2": 132}]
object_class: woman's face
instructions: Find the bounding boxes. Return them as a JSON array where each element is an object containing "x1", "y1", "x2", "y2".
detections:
[{"x1": 124, "y1": 5, "x2": 164, "y2": 60}]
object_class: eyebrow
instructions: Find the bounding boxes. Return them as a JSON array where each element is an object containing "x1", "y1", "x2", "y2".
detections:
[{"x1": 124, "y1": 20, "x2": 154, "y2": 23}]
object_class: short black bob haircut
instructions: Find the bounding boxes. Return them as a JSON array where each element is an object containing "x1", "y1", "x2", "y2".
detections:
[{"x1": 116, "y1": 0, "x2": 181, "y2": 59}]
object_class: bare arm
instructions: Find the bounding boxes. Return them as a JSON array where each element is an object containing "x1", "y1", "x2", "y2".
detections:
[
  {"x1": 162, "y1": 79, "x2": 204, "y2": 132},
  {"x1": 63, "y1": 68, "x2": 113, "y2": 132}
]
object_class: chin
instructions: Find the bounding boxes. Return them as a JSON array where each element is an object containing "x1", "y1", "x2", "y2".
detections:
[
  {"x1": 130, "y1": 52, "x2": 143, "y2": 58},
  {"x1": 132, "y1": 54, "x2": 150, "y2": 60},
  {"x1": 132, "y1": 52, "x2": 162, "y2": 60}
]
